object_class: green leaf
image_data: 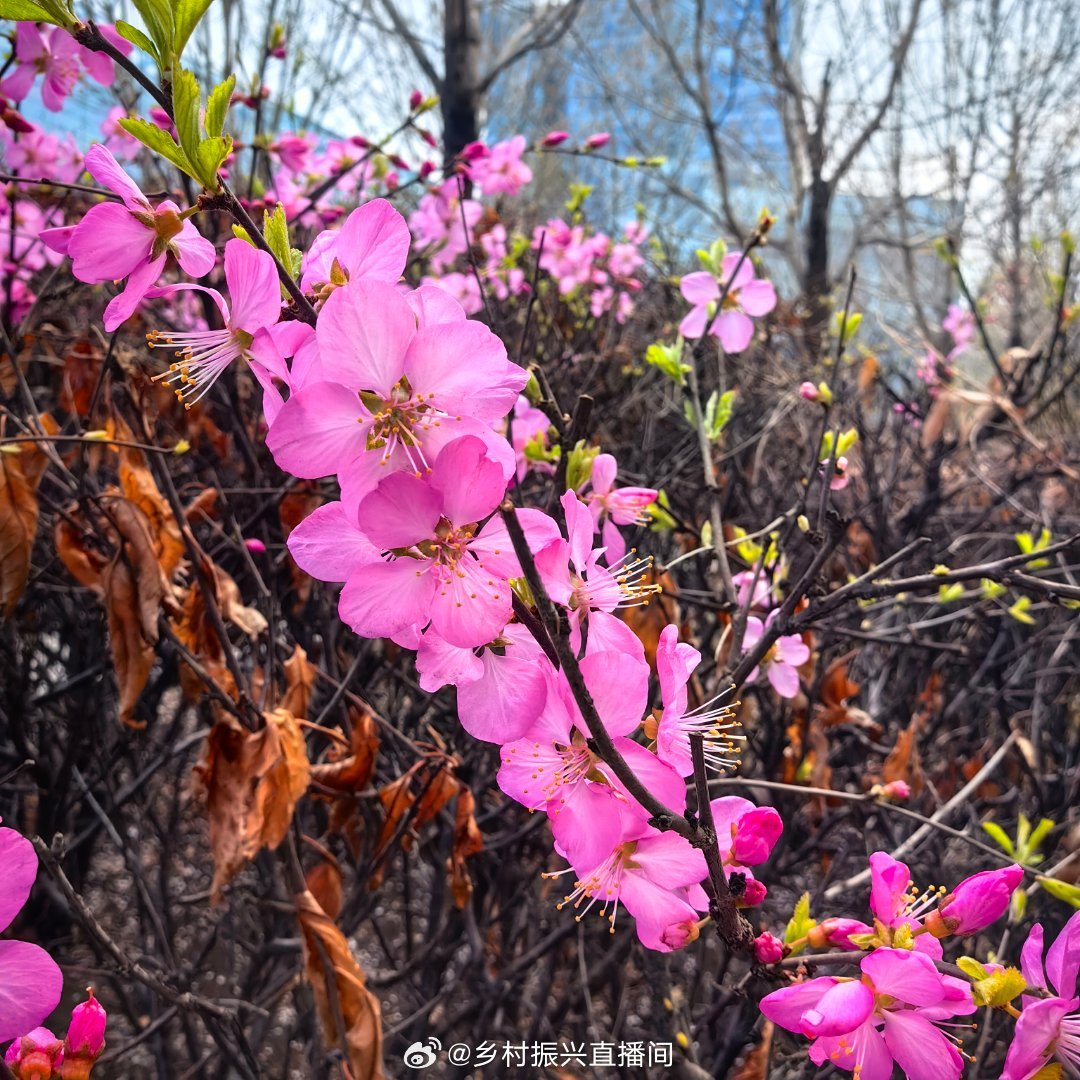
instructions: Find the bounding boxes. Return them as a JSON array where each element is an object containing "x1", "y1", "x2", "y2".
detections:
[
  {"x1": 172, "y1": 66, "x2": 203, "y2": 168},
  {"x1": 1038, "y1": 877, "x2": 1080, "y2": 908},
  {"x1": 204, "y1": 74, "x2": 235, "y2": 138},
  {"x1": 117, "y1": 117, "x2": 192, "y2": 178},
  {"x1": 114, "y1": 19, "x2": 160, "y2": 64},
  {"x1": 981, "y1": 821, "x2": 1015, "y2": 856},
  {"x1": 263, "y1": 204, "x2": 291, "y2": 268},
  {"x1": 980, "y1": 578, "x2": 1007, "y2": 600},
  {"x1": 130, "y1": 0, "x2": 174, "y2": 60},
  {"x1": 565, "y1": 441, "x2": 598, "y2": 494},
  {"x1": 783, "y1": 892, "x2": 815, "y2": 957},
  {"x1": 647, "y1": 490, "x2": 676, "y2": 532},
  {"x1": 195, "y1": 134, "x2": 231, "y2": 189},
  {"x1": 172, "y1": 0, "x2": 215, "y2": 60},
  {"x1": 0, "y1": 0, "x2": 63, "y2": 23},
  {"x1": 1008, "y1": 596, "x2": 1036, "y2": 625},
  {"x1": 231, "y1": 224, "x2": 254, "y2": 245},
  {"x1": 938, "y1": 583, "x2": 965, "y2": 603},
  {"x1": 1028, "y1": 817, "x2": 1055, "y2": 856},
  {"x1": 705, "y1": 389, "x2": 735, "y2": 441},
  {"x1": 644, "y1": 340, "x2": 689, "y2": 386}
]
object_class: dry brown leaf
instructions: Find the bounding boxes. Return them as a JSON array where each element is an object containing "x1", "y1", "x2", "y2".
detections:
[
  {"x1": 728, "y1": 1020, "x2": 772, "y2": 1080},
  {"x1": 192, "y1": 708, "x2": 311, "y2": 900},
  {"x1": 281, "y1": 644, "x2": 317, "y2": 720},
  {"x1": 311, "y1": 711, "x2": 380, "y2": 793},
  {"x1": 448, "y1": 787, "x2": 484, "y2": 909},
  {"x1": 882, "y1": 718, "x2": 925, "y2": 795},
  {"x1": 295, "y1": 888, "x2": 384, "y2": 1080},
  {"x1": 0, "y1": 451, "x2": 39, "y2": 617},
  {"x1": 59, "y1": 338, "x2": 103, "y2": 417},
  {"x1": 306, "y1": 856, "x2": 343, "y2": 921}
]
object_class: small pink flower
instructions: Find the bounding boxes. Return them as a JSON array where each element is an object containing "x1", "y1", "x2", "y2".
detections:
[
  {"x1": 146, "y1": 238, "x2": 282, "y2": 407},
  {"x1": 469, "y1": 135, "x2": 532, "y2": 196},
  {"x1": 584, "y1": 453, "x2": 657, "y2": 565},
  {"x1": 541, "y1": 130, "x2": 570, "y2": 147},
  {"x1": 742, "y1": 615, "x2": 809, "y2": 699},
  {"x1": 40, "y1": 144, "x2": 216, "y2": 331},
  {"x1": 1000, "y1": 909, "x2": 1080, "y2": 1079},
  {"x1": 754, "y1": 932, "x2": 784, "y2": 964},
  {"x1": 679, "y1": 252, "x2": 777, "y2": 351}
]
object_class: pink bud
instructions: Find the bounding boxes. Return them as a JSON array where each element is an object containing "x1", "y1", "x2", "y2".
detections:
[
  {"x1": 5, "y1": 1028, "x2": 64, "y2": 1080},
  {"x1": 585, "y1": 131, "x2": 611, "y2": 149},
  {"x1": 730, "y1": 806, "x2": 783, "y2": 866},
  {"x1": 927, "y1": 864, "x2": 1024, "y2": 937},
  {"x1": 541, "y1": 130, "x2": 570, "y2": 147},
  {"x1": 799, "y1": 381, "x2": 819, "y2": 401},
  {"x1": 409, "y1": 89, "x2": 423, "y2": 110},
  {"x1": 419, "y1": 161, "x2": 436, "y2": 179},
  {"x1": 243, "y1": 538, "x2": 267, "y2": 555},
  {"x1": 880, "y1": 780, "x2": 910, "y2": 800},
  {"x1": 809, "y1": 917, "x2": 872, "y2": 950},
  {"x1": 350, "y1": 135, "x2": 370, "y2": 149},
  {"x1": 384, "y1": 171, "x2": 400, "y2": 192},
  {"x1": 63, "y1": 989, "x2": 107, "y2": 1069},
  {"x1": 753, "y1": 931, "x2": 784, "y2": 964},
  {"x1": 420, "y1": 128, "x2": 438, "y2": 148},
  {"x1": 740, "y1": 878, "x2": 768, "y2": 907},
  {"x1": 660, "y1": 918, "x2": 700, "y2": 951}
]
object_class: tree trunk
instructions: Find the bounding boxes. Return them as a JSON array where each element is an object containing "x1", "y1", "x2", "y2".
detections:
[
  {"x1": 803, "y1": 175, "x2": 833, "y2": 355},
  {"x1": 442, "y1": 0, "x2": 482, "y2": 170}
]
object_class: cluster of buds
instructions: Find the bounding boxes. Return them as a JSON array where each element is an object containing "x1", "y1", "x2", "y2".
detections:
[{"x1": 5, "y1": 992, "x2": 106, "y2": 1080}]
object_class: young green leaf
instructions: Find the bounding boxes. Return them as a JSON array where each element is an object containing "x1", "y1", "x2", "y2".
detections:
[
  {"x1": 1038, "y1": 877, "x2": 1080, "y2": 908},
  {"x1": 204, "y1": 75, "x2": 236, "y2": 139},
  {"x1": 172, "y1": 66, "x2": 203, "y2": 167},
  {"x1": 0, "y1": 0, "x2": 66, "y2": 23},
  {"x1": 981, "y1": 821, "x2": 1015, "y2": 856},
  {"x1": 117, "y1": 117, "x2": 192, "y2": 177},
  {"x1": 114, "y1": 19, "x2": 160, "y2": 64},
  {"x1": 130, "y1": 0, "x2": 174, "y2": 62},
  {"x1": 173, "y1": 0, "x2": 215, "y2": 60}
]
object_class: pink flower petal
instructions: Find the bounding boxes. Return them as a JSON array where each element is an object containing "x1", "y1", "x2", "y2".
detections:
[
  {"x1": 266, "y1": 381, "x2": 365, "y2": 479},
  {"x1": 0, "y1": 828, "x2": 37, "y2": 932},
  {"x1": 339, "y1": 558, "x2": 436, "y2": 640},
  {"x1": 714, "y1": 309, "x2": 755, "y2": 353},
  {"x1": 737, "y1": 278, "x2": 777, "y2": 317},
  {"x1": 0, "y1": 940, "x2": 63, "y2": 1042},
  {"x1": 286, "y1": 501, "x2": 379, "y2": 582}
]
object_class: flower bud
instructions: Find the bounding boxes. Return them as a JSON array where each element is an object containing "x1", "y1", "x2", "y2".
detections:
[
  {"x1": 730, "y1": 806, "x2": 783, "y2": 866},
  {"x1": 660, "y1": 918, "x2": 701, "y2": 951},
  {"x1": 808, "y1": 917, "x2": 872, "y2": 951},
  {"x1": 753, "y1": 931, "x2": 784, "y2": 963},
  {"x1": 243, "y1": 538, "x2": 266, "y2": 554},
  {"x1": 740, "y1": 878, "x2": 768, "y2": 907},
  {"x1": 63, "y1": 989, "x2": 107, "y2": 1066},
  {"x1": 5, "y1": 1028, "x2": 64, "y2": 1080},
  {"x1": 409, "y1": 89, "x2": 423, "y2": 110},
  {"x1": 799, "y1": 381, "x2": 819, "y2": 401},
  {"x1": 584, "y1": 131, "x2": 611, "y2": 149},
  {"x1": 419, "y1": 161, "x2": 436, "y2": 179},
  {"x1": 925, "y1": 864, "x2": 1024, "y2": 937},
  {"x1": 540, "y1": 130, "x2": 570, "y2": 147}
]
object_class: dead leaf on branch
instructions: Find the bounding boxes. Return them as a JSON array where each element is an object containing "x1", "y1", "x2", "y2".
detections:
[
  {"x1": 54, "y1": 494, "x2": 170, "y2": 726},
  {"x1": 192, "y1": 707, "x2": 311, "y2": 901},
  {"x1": 0, "y1": 450, "x2": 40, "y2": 617},
  {"x1": 448, "y1": 786, "x2": 484, "y2": 909},
  {"x1": 295, "y1": 888, "x2": 384, "y2": 1080},
  {"x1": 310, "y1": 711, "x2": 380, "y2": 794},
  {"x1": 281, "y1": 643, "x2": 317, "y2": 720}
]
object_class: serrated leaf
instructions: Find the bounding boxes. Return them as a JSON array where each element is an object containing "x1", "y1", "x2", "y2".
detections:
[
  {"x1": 263, "y1": 204, "x2": 291, "y2": 267},
  {"x1": 981, "y1": 821, "x2": 1015, "y2": 856},
  {"x1": 195, "y1": 135, "x2": 231, "y2": 189},
  {"x1": 172, "y1": 66, "x2": 203, "y2": 168},
  {"x1": 118, "y1": 117, "x2": 193, "y2": 178},
  {"x1": 172, "y1": 0, "x2": 215, "y2": 60},
  {"x1": 114, "y1": 19, "x2": 160, "y2": 63},
  {"x1": 204, "y1": 74, "x2": 235, "y2": 138},
  {"x1": 1038, "y1": 877, "x2": 1080, "y2": 908}
]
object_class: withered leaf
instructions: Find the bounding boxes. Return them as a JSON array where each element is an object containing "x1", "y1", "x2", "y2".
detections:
[
  {"x1": 0, "y1": 451, "x2": 39, "y2": 617},
  {"x1": 193, "y1": 708, "x2": 311, "y2": 901},
  {"x1": 310, "y1": 712, "x2": 380, "y2": 793},
  {"x1": 295, "y1": 888, "x2": 384, "y2": 1080},
  {"x1": 281, "y1": 643, "x2": 317, "y2": 720},
  {"x1": 448, "y1": 787, "x2": 484, "y2": 909}
]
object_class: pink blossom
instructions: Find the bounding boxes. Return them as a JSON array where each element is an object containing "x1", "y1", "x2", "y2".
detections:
[
  {"x1": 584, "y1": 453, "x2": 657, "y2": 565},
  {"x1": 924, "y1": 863, "x2": 1023, "y2": 938},
  {"x1": 408, "y1": 181, "x2": 482, "y2": 270},
  {"x1": 761, "y1": 948, "x2": 975, "y2": 1080},
  {"x1": 679, "y1": 253, "x2": 777, "y2": 352},
  {"x1": 3, "y1": 24, "x2": 83, "y2": 111},
  {"x1": 866, "y1": 851, "x2": 944, "y2": 959},
  {"x1": 742, "y1": 614, "x2": 809, "y2": 698},
  {"x1": 0, "y1": 825, "x2": 63, "y2": 1042},
  {"x1": 146, "y1": 238, "x2": 282, "y2": 407},
  {"x1": 499, "y1": 649, "x2": 681, "y2": 868},
  {"x1": 270, "y1": 132, "x2": 314, "y2": 175},
  {"x1": 731, "y1": 570, "x2": 773, "y2": 609},
  {"x1": 799, "y1": 381, "x2": 820, "y2": 401},
  {"x1": 754, "y1": 932, "x2": 784, "y2": 963},
  {"x1": 536, "y1": 490, "x2": 658, "y2": 653},
  {"x1": 655, "y1": 624, "x2": 742, "y2": 777},
  {"x1": 41, "y1": 144, "x2": 216, "y2": 331},
  {"x1": 100, "y1": 105, "x2": 139, "y2": 161},
  {"x1": 469, "y1": 135, "x2": 532, "y2": 196},
  {"x1": 507, "y1": 395, "x2": 555, "y2": 481},
  {"x1": 1000, "y1": 910, "x2": 1080, "y2": 1079},
  {"x1": 710, "y1": 796, "x2": 782, "y2": 867},
  {"x1": 420, "y1": 271, "x2": 484, "y2": 314},
  {"x1": 416, "y1": 623, "x2": 552, "y2": 743},
  {"x1": 291, "y1": 438, "x2": 557, "y2": 649},
  {"x1": 547, "y1": 822, "x2": 708, "y2": 952},
  {"x1": 266, "y1": 278, "x2": 521, "y2": 501},
  {"x1": 299, "y1": 199, "x2": 410, "y2": 291},
  {"x1": 943, "y1": 303, "x2": 974, "y2": 356},
  {"x1": 541, "y1": 130, "x2": 570, "y2": 147}
]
